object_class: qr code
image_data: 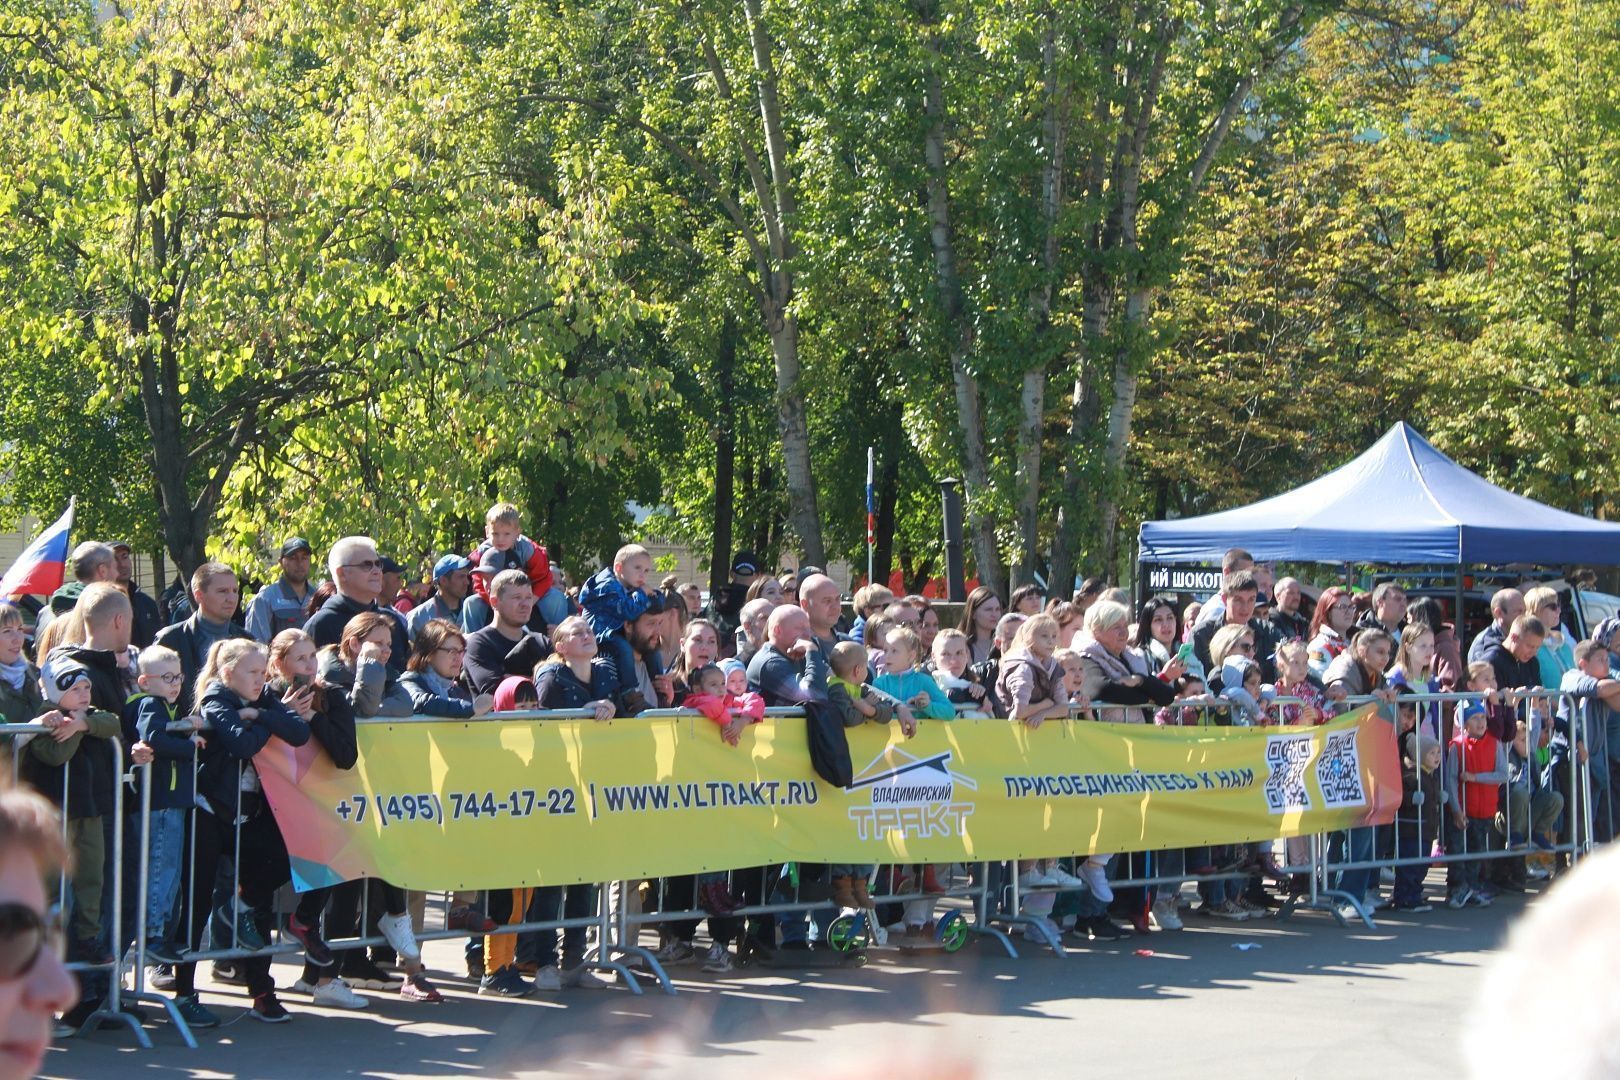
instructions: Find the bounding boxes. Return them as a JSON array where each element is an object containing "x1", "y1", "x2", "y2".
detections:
[
  {"x1": 1316, "y1": 730, "x2": 1367, "y2": 809},
  {"x1": 1264, "y1": 735, "x2": 1314, "y2": 814}
]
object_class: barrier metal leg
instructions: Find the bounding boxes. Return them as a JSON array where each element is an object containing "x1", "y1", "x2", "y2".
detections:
[
  {"x1": 1278, "y1": 833, "x2": 1372, "y2": 929},
  {"x1": 127, "y1": 766, "x2": 195, "y2": 1048},
  {"x1": 966, "y1": 863, "x2": 1017, "y2": 958},
  {"x1": 598, "y1": 881, "x2": 674, "y2": 995},
  {"x1": 985, "y1": 861, "x2": 1066, "y2": 956}
]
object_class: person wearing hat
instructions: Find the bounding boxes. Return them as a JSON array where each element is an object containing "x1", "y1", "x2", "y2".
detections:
[
  {"x1": 701, "y1": 551, "x2": 761, "y2": 660},
  {"x1": 406, "y1": 555, "x2": 474, "y2": 641},
  {"x1": 244, "y1": 538, "x2": 317, "y2": 644},
  {"x1": 106, "y1": 540, "x2": 164, "y2": 648},
  {"x1": 379, "y1": 556, "x2": 407, "y2": 614}
]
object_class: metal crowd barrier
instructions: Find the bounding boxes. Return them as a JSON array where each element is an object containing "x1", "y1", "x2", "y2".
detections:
[{"x1": 36, "y1": 684, "x2": 1605, "y2": 1051}]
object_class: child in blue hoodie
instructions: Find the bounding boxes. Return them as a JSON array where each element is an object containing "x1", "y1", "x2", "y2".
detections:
[{"x1": 578, "y1": 545, "x2": 662, "y2": 709}]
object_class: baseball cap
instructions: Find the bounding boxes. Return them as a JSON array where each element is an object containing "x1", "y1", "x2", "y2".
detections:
[
  {"x1": 731, "y1": 551, "x2": 762, "y2": 577},
  {"x1": 279, "y1": 537, "x2": 312, "y2": 559},
  {"x1": 107, "y1": 540, "x2": 132, "y2": 553},
  {"x1": 474, "y1": 549, "x2": 508, "y2": 575},
  {"x1": 433, "y1": 554, "x2": 472, "y2": 581},
  {"x1": 1461, "y1": 702, "x2": 1488, "y2": 723},
  {"x1": 379, "y1": 556, "x2": 404, "y2": 575},
  {"x1": 41, "y1": 652, "x2": 92, "y2": 704}
]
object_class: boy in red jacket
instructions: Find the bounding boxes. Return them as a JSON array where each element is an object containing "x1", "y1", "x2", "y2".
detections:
[
  {"x1": 1446, "y1": 702, "x2": 1508, "y2": 909},
  {"x1": 467, "y1": 502, "x2": 569, "y2": 631}
]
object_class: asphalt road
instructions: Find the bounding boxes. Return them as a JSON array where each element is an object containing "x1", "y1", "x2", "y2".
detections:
[{"x1": 43, "y1": 887, "x2": 1519, "y2": 1080}]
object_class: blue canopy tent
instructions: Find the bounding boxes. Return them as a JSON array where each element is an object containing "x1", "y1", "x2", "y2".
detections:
[{"x1": 1138, "y1": 422, "x2": 1620, "y2": 567}]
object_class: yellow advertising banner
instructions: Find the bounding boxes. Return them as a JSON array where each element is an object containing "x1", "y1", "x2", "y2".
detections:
[{"x1": 255, "y1": 707, "x2": 1401, "y2": 891}]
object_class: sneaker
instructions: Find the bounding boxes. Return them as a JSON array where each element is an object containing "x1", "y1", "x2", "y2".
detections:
[
  {"x1": 212, "y1": 961, "x2": 245, "y2": 986},
  {"x1": 377, "y1": 912, "x2": 421, "y2": 964},
  {"x1": 1211, "y1": 900, "x2": 1249, "y2": 921},
  {"x1": 1078, "y1": 860, "x2": 1114, "y2": 903},
  {"x1": 1044, "y1": 865, "x2": 1087, "y2": 889},
  {"x1": 312, "y1": 978, "x2": 369, "y2": 1010},
  {"x1": 651, "y1": 939, "x2": 697, "y2": 965},
  {"x1": 1527, "y1": 864, "x2": 1552, "y2": 881},
  {"x1": 290, "y1": 977, "x2": 316, "y2": 994},
  {"x1": 1149, "y1": 899, "x2": 1183, "y2": 931},
  {"x1": 533, "y1": 965, "x2": 563, "y2": 992},
  {"x1": 147, "y1": 964, "x2": 176, "y2": 992},
  {"x1": 565, "y1": 964, "x2": 611, "y2": 988},
  {"x1": 1446, "y1": 887, "x2": 1473, "y2": 910},
  {"x1": 1020, "y1": 915, "x2": 1061, "y2": 942},
  {"x1": 1393, "y1": 901, "x2": 1434, "y2": 913},
  {"x1": 466, "y1": 953, "x2": 486, "y2": 980},
  {"x1": 145, "y1": 939, "x2": 185, "y2": 966},
  {"x1": 1016, "y1": 868, "x2": 1057, "y2": 890},
  {"x1": 174, "y1": 994, "x2": 221, "y2": 1029},
  {"x1": 251, "y1": 992, "x2": 291, "y2": 1024},
  {"x1": 284, "y1": 915, "x2": 334, "y2": 968},
  {"x1": 341, "y1": 958, "x2": 402, "y2": 990},
  {"x1": 701, "y1": 943, "x2": 734, "y2": 973},
  {"x1": 1468, "y1": 890, "x2": 1494, "y2": 907},
  {"x1": 446, "y1": 905, "x2": 497, "y2": 934},
  {"x1": 213, "y1": 904, "x2": 265, "y2": 952},
  {"x1": 400, "y1": 972, "x2": 444, "y2": 1003},
  {"x1": 1083, "y1": 917, "x2": 1129, "y2": 941},
  {"x1": 479, "y1": 965, "x2": 534, "y2": 997}
]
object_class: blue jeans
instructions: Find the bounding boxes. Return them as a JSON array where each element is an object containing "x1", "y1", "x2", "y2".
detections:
[
  {"x1": 144, "y1": 808, "x2": 186, "y2": 945},
  {"x1": 516, "y1": 885, "x2": 594, "y2": 968},
  {"x1": 535, "y1": 586, "x2": 570, "y2": 629},
  {"x1": 1333, "y1": 826, "x2": 1376, "y2": 903}
]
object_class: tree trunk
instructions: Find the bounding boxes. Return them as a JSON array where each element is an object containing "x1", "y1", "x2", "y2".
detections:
[
  {"x1": 743, "y1": 0, "x2": 825, "y2": 567},
  {"x1": 918, "y1": 3, "x2": 1005, "y2": 598},
  {"x1": 763, "y1": 309, "x2": 824, "y2": 565},
  {"x1": 1097, "y1": 286, "x2": 1149, "y2": 571},
  {"x1": 1013, "y1": 7, "x2": 1066, "y2": 591},
  {"x1": 710, "y1": 316, "x2": 739, "y2": 594}
]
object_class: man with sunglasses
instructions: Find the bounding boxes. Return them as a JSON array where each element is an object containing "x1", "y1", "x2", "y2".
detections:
[{"x1": 304, "y1": 537, "x2": 409, "y2": 675}]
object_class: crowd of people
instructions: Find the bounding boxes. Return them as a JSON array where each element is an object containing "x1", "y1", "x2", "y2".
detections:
[{"x1": 3, "y1": 508, "x2": 1620, "y2": 1041}]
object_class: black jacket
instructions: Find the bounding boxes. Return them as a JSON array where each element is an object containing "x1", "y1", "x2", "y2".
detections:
[
  {"x1": 195, "y1": 682, "x2": 310, "y2": 819},
  {"x1": 154, "y1": 615, "x2": 251, "y2": 716},
  {"x1": 1192, "y1": 617, "x2": 1279, "y2": 683},
  {"x1": 125, "y1": 584, "x2": 165, "y2": 648},
  {"x1": 304, "y1": 593, "x2": 410, "y2": 675},
  {"x1": 301, "y1": 685, "x2": 358, "y2": 772},
  {"x1": 127, "y1": 694, "x2": 195, "y2": 811}
]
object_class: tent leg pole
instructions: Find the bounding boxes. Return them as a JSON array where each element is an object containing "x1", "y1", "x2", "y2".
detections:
[{"x1": 1454, "y1": 562, "x2": 1466, "y2": 648}]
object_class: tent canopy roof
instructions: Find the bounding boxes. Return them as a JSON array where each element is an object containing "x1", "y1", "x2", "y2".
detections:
[{"x1": 1137, "y1": 422, "x2": 1620, "y2": 566}]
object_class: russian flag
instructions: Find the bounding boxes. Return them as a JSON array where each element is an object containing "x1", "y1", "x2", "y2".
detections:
[{"x1": 0, "y1": 500, "x2": 75, "y2": 600}]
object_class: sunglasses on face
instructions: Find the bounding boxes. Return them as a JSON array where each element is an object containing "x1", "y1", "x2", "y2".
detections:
[
  {"x1": 1235, "y1": 641, "x2": 1256, "y2": 653},
  {"x1": 343, "y1": 559, "x2": 382, "y2": 572},
  {"x1": 0, "y1": 903, "x2": 56, "y2": 982}
]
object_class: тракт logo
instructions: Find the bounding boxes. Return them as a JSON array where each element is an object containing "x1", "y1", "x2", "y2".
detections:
[{"x1": 844, "y1": 748, "x2": 977, "y2": 842}]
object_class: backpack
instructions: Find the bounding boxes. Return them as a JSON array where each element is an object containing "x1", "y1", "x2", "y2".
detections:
[{"x1": 802, "y1": 698, "x2": 853, "y2": 788}]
